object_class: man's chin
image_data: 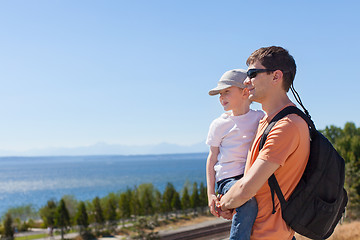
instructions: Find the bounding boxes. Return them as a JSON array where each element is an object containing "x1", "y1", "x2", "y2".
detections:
[{"x1": 249, "y1": 96, "x2": 261, "y2": 104}]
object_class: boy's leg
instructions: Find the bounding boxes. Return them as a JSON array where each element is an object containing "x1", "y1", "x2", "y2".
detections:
[
  {"x1": 229, "y1": 197, "x2": 257, "y2": 240},
  {"x1": 218, "y1": 177, "x2": 257, "y2": 240},
  {"x1": 216, "y1": 178, "x2": 234, "y2": 196}
]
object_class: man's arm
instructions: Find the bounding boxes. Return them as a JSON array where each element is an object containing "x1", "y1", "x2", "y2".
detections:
[
  {"x1": 219, "y1": 158, "x2": 280, "y2": 211},
  {"x1": 206, "y1": 146, "x2": 220, "y2": 217}
]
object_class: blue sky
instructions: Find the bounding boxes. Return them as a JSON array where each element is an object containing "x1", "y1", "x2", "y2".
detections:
[{"x1": 0, "y1": 0, "x2": 359, "y2": 154}]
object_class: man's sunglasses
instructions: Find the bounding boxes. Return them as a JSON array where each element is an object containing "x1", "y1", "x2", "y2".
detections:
[{"x1": 247, "y1": 69, "x2": 276, "y2": 79}]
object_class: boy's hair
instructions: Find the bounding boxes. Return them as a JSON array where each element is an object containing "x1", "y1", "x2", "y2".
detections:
[{"x1": 246, "y1": 46, "x2": 296, "y2": 92}]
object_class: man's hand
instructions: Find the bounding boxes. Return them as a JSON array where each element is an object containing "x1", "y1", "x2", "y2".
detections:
[
  {"x1": 208, "y1": 194, "x2": 220, "y2": 217},
  {"x1": 216, "y1": 196, "x2": 233, "y2": 220}
]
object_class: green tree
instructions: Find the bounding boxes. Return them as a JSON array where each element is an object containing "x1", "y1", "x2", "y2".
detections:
[
  {"x1": 6, "y1": 205, "x2": 37, "y2": 232},
  {"x1": 55, "y1": 199, "x2": 70, "y2": 240},
  {"x1": 62, "y1": 195, "x2": 78, "y2": 224},
  {"x1": 39, "y1": 200, "x2": 57, "y2": 228},
  {"x1": 344, "y1": 135, "x2": 360, "y2": 218},
  {"x1": 131, "y1": 188, "x2": 141, "y2": 218},
  {"x1": 190, "y1": 182, "x2": 200, "y2": 215},
  {"x1": 171, "y1": 192, "x2": 181, "y2": 218},
  {"x1": 92, "y1": 196, "x2": 105, "y2": 236},
  {"x1": 75, "y1": 201, "x2": 89, "y2": 236},
  {"x1": 162, "y1": 183, "x2": 176, "y2": 218},
  {"x1": 103, "y1": 193, "x2": 118, "y2": 222},
  {"x1": 2, "y1": 213, "x2": 14, "y2": 240},
  {"x1": 344, "y1": 122, "x2": 358, "y2": 137},
  {"x1": 322, "y1": 125, "x2": 343, "y2": 144},
  {"x1": 138, "y1": 183, "x2": 155, "y2": 216},
  {"x1": 119, "y1": 189, "x2": 131, "y2": 225},
  {"x1": 153, "y1": 189, "x2": 163, "y2": 214},
  {"x1": 6, "y1": 205, "x2": 37, "y2": 223},
  {"x1": 199, "y1": 182, "x2": 208, "y2": 213},
  {"x1": 181, "y1": 186, "x2": 191, "y2": 215},
  {"x1": 104, "y1": 197, "x2": 117, "y2": 233}
]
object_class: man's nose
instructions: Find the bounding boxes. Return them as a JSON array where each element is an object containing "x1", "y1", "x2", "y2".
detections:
[{"x1": 243, "y1": 77, "x2": 250, "y2": 85}]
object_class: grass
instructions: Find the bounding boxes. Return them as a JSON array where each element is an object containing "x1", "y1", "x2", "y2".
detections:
[{"x1": 15, "y1": 233, "x2": 48, "y2": 240}]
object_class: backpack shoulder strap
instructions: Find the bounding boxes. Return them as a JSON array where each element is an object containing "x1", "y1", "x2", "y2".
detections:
[
  {"x1": 259, "y1": 106, "x2": 314, "y2": 214},
  {"x1": 259, "y1": 106, "x2": 315, "y2": 149}
]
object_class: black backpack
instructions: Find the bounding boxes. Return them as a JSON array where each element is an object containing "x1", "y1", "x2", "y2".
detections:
[{"x1": 259, "y1": 106, "x2": 348, "y2": 240}]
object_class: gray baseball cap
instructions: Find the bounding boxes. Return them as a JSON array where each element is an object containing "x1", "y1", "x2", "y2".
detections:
[{"x1": 208, "y1": 69, "x2": 247, "y2": 96}]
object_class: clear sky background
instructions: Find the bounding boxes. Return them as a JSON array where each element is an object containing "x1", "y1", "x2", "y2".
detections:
[{"x1": 0, "y1": 0, "x2": 359, "y2": 155}]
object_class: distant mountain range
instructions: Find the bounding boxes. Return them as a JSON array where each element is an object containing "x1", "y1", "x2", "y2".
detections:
[{"x1": 0, "y1": 141, "x2": 208, "y2": 157}]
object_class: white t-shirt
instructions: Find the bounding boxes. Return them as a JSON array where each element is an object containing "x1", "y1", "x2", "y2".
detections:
[{"x1": 206, "y1": 109, "x2": 264, "y2": 182}]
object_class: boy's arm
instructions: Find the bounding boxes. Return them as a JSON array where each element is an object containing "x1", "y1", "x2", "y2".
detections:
[
  {"x1": 206, "y1": 146, "x2": 220, "y2": 217},
  {"x1": 219, "y1": 158, "x2": 280, "y2": 211}
]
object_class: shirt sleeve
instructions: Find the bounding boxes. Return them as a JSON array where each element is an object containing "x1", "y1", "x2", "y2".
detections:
[
  {"x1": 205, "y1": 119, "x2": 223, "y2": 147},
  {"x1": 257, "y1": 116, "x2": 301, "y2": 166}
]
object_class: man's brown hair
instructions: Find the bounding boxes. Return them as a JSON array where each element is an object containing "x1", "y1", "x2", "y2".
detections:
[{"x1": 246, "y1": 46, "x2": 296, "y2": 92}]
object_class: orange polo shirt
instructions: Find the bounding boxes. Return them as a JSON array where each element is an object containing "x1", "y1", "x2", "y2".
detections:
[{"x1": 245, "y1": 104, "x2": 310, "y2": 240}]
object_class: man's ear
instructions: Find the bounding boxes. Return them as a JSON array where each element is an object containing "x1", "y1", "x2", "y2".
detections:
[{"x1": 272, "y1": 70, "x2": 283, "y2": 85}]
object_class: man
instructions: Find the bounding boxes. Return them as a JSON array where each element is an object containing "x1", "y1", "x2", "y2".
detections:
[{"x1": 218, "y1": 46, "x2": 310, "y2": 240}]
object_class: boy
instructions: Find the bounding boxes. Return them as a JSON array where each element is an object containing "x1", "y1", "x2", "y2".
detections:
[{"x1": 206, "y1": 69, "x2": 264, "y2": 240}]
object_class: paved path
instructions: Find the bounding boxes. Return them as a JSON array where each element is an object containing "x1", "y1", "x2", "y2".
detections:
[
  {"x1": 16, "y1": 218, "x2": 231, "y2": 240},
  {"x1": 159, "y1": 218, "x2": 231, "y2": 240}
]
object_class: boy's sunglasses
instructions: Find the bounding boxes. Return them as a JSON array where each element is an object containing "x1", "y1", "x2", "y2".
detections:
[{"x1": 247, "y1": 69, "x2": 276, "y2": 79}]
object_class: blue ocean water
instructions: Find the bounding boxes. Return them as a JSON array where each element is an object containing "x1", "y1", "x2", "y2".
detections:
[{"x1": 0, "y1": 153, "x2": 207, "y2": 215}]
